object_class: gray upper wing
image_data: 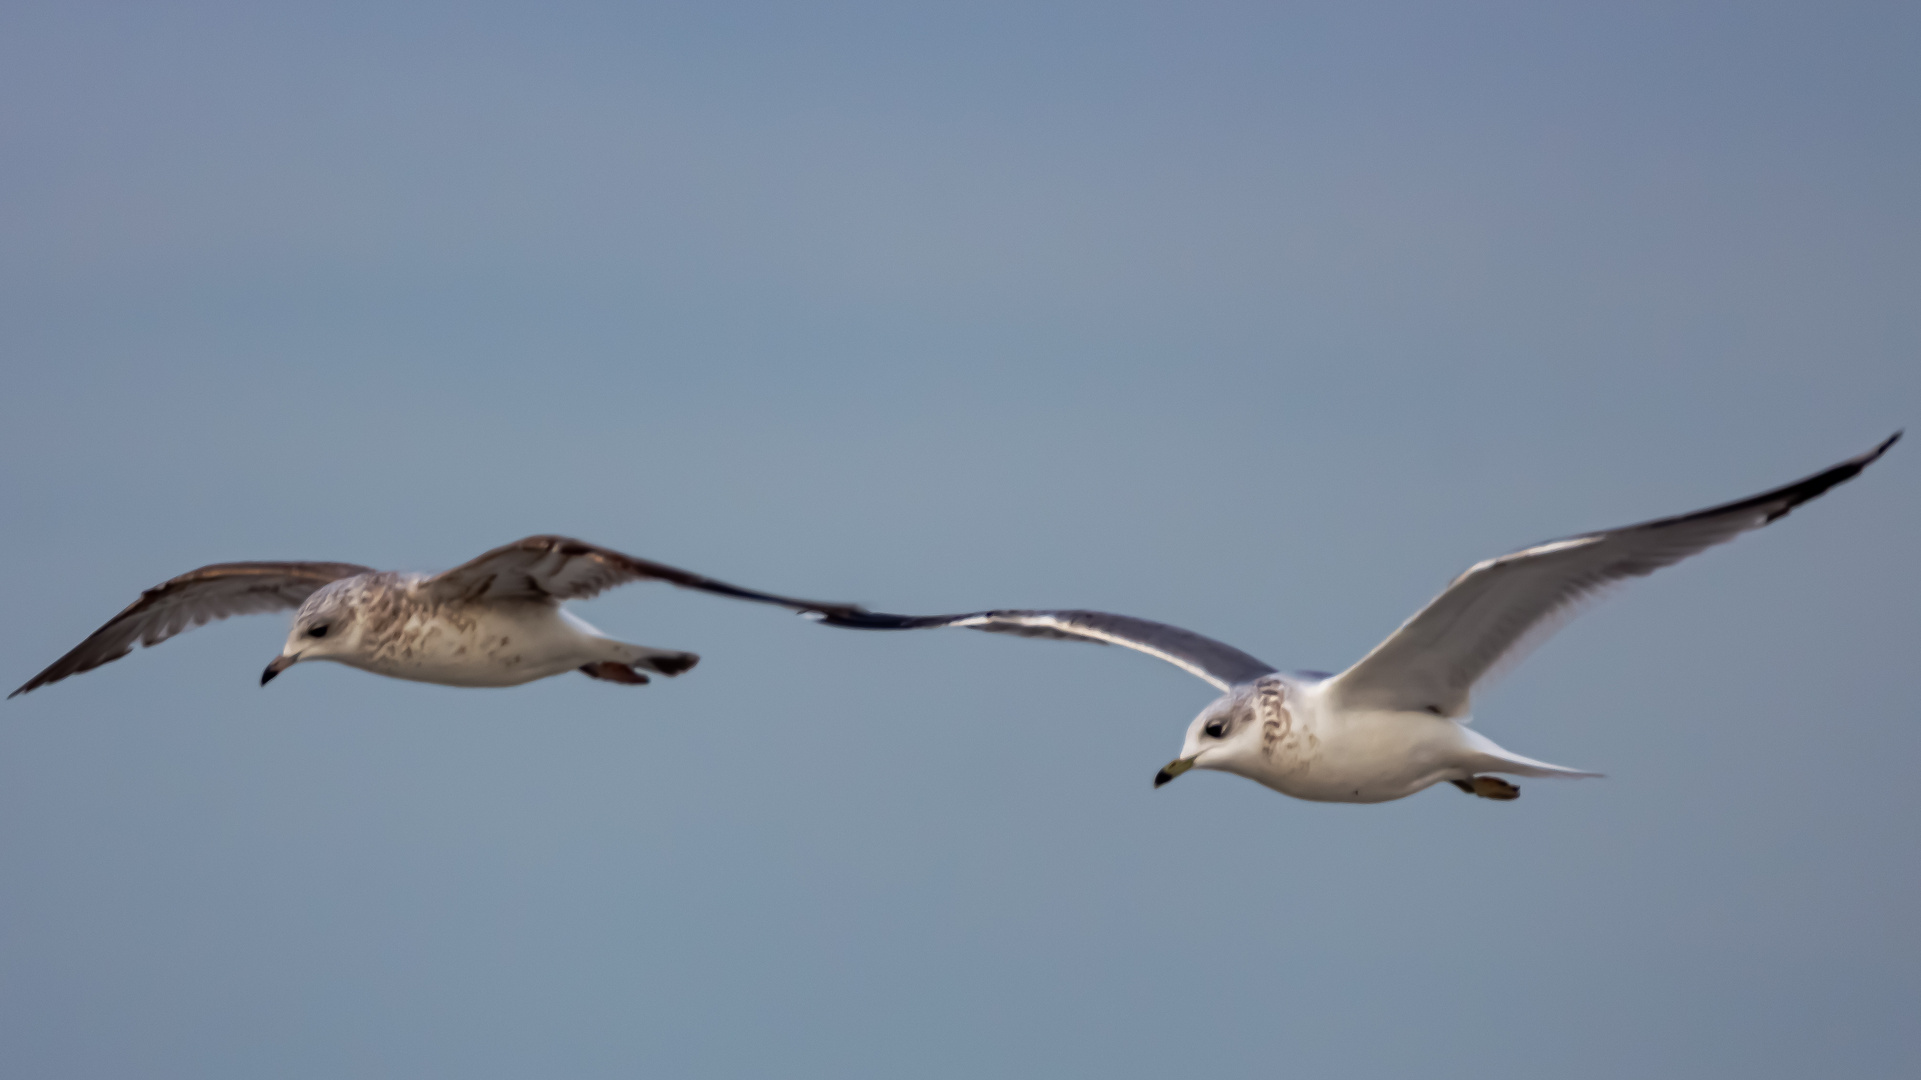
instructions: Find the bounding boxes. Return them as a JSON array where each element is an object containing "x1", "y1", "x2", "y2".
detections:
[
  {"x1": 423, "y1": 535, "x2": 870, "y2": 618},
  {"x1": 815, "y1": 608, "x2": 1277, "y2": 691},
  {"x1": 11, "y1": 561, "x2": 375, "y2": 698},
  {"x1": 1325, "y1": 433, "x2": 1900, "y2": 718}
]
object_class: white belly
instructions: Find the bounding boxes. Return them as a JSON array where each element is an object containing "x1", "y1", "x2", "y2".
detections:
[
  {"x1": 1233, "y1": 709, "x2": 1470, "y2": 804},
  {"x1": 345, "y1": 602, "x2": 600, "y2": 687}
]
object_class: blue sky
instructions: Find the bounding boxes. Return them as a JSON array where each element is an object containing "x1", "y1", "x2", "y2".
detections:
[{"x1": 2, "y1": 3, "x2": 1916, "y2": 1077}]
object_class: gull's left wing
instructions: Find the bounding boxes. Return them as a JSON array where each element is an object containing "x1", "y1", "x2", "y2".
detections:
[
  {"x1": 423, "y1": 535, "x2": 870, "y2": 618},
  {"x1": 1324, "y1": 433, "x2": 1899, "y2": 719},
  {"x1": 816, "y1": 608, "x2": 1278, "y2": 692}
]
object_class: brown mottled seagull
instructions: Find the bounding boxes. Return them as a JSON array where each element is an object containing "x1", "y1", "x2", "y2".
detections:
[
  {"x1": 815, "y1": 435, "x2": 1899, "y2": 803},
  {"x1": 11, "y1": 537, "x2": 869, "y2": 697}
]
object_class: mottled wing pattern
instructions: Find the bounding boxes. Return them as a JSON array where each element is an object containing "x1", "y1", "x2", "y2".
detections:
[
  {"x1": 1327, "y1": 433, "x2": 1899, "y2": 718},
  {"x1": 816, "y1": 608, "x2": 1278, "y2": 691},
  {"x1": 424, "y1": 535, "x2": 870, "y2": 617},
  {"x1": 11, "y1": 561, "x2": 375, "y2": 697}
]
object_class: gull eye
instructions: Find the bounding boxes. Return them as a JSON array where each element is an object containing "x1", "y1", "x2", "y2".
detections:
[
  {"x1": 1203, "y1": 718, "x2": 1229, "y2": 739},
  {"x1": 307, "y1": 624, "x2": 330, "y2": 639}
]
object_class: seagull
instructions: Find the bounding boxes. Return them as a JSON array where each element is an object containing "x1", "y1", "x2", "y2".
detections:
[
  {"x1": 816, "y1": 435, "x2": 1900, "y2": 803},
  {"x1": 11, "y1": 536, "x2": 868, "y2": 698}
]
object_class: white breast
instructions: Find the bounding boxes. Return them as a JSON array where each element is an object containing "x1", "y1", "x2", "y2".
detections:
[{"x1": 1235, "y1": 683, "x2": 1470, "y2": 803}]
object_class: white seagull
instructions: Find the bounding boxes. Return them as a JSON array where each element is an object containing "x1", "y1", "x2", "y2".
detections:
[
  {"x1": 817, "y1": 435, "x2": 1899, "y2": 803},
  {"x1": 11, "y1": 536, "x2": 868, "y2": 698}
]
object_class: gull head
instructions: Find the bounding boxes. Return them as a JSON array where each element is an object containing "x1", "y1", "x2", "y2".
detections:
[
  {"x1": 263, "y1": 581, "x2": 363, "y2": 685},
  {"x1": 1154, "y1": 693, "x2": 1254, "y2": 788}
]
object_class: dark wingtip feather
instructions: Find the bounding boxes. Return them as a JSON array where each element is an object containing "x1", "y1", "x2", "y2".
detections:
[
  {"x1": 1759, "y1": 431, "x2": 1902, "y2": 524},
  {"x1": 10, "y1": 662, "x2": 78, "y2": 699},
  {"x1": 809, "y1": 610, "x2": 953, "y2": 630}
]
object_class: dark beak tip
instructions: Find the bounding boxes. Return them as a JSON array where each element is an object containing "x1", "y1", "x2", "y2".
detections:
[
  {"x1": 1153, "y1": 769, "x2": 1173, "y2": 788},
  {"x1": 260, "y1": 665, "x2": 279, "y2": 686}
]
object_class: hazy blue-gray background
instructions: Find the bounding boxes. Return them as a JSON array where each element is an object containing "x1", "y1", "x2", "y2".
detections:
[{"x1": 2, "y1": 3, "x2": 1916, "y2": 1077}]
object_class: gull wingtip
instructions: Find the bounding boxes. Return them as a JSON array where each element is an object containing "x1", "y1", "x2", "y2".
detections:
[{"x1": 1846, "y1": 430, "x2": 1901, "y2": 472}]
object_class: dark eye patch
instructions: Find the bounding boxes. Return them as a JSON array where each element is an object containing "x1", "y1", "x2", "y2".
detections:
[
  {"x1": 307, "y1": 625, "x2": 330, "y2": 638},
  {"x1": 1203, "y1": 718, "x2": 1230, "y2": 738}
]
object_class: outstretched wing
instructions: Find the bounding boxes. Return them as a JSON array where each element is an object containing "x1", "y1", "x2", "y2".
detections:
[
  {"x1": 1325, "y1": 433, "x2": 1899, "y2": 718},
  {"x1": 423, "y1": 535, "x2": 870, "y2": 617},
  {"x1": 817, "y1": 608, "x2": 1277, "y2": 692},
  {"x1": 11, "y1": 561, "x2": 375, "y2": 698}
]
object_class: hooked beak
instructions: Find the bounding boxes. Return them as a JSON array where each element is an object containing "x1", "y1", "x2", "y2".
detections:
[
  {"x1": 260, "y1": 654, "x2": 298, "y2": 686},
  {"x1": 1154, "y1": 757, "x2": 1196, "y2": 788}
]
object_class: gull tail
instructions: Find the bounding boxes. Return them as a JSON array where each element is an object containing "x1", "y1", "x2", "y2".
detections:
[
  {"x1": 1460, "y1": 727, "x2": 1604, "y2": 780},
  {"x1": 560, "y1": 610, "x2": 700, "y2": 678},
  {"x1": 619, "y1": 645, "x2": 699, "y2": 677}
]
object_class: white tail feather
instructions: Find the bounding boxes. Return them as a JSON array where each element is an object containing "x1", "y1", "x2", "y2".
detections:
[{"x1": 1459, "y1": 726, "x2": 1603, "y2": 779}]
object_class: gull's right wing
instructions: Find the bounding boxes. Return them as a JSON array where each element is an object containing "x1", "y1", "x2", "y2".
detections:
[{"x1": 12, "y1": 561, "x2": 375, "y2": 697}]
